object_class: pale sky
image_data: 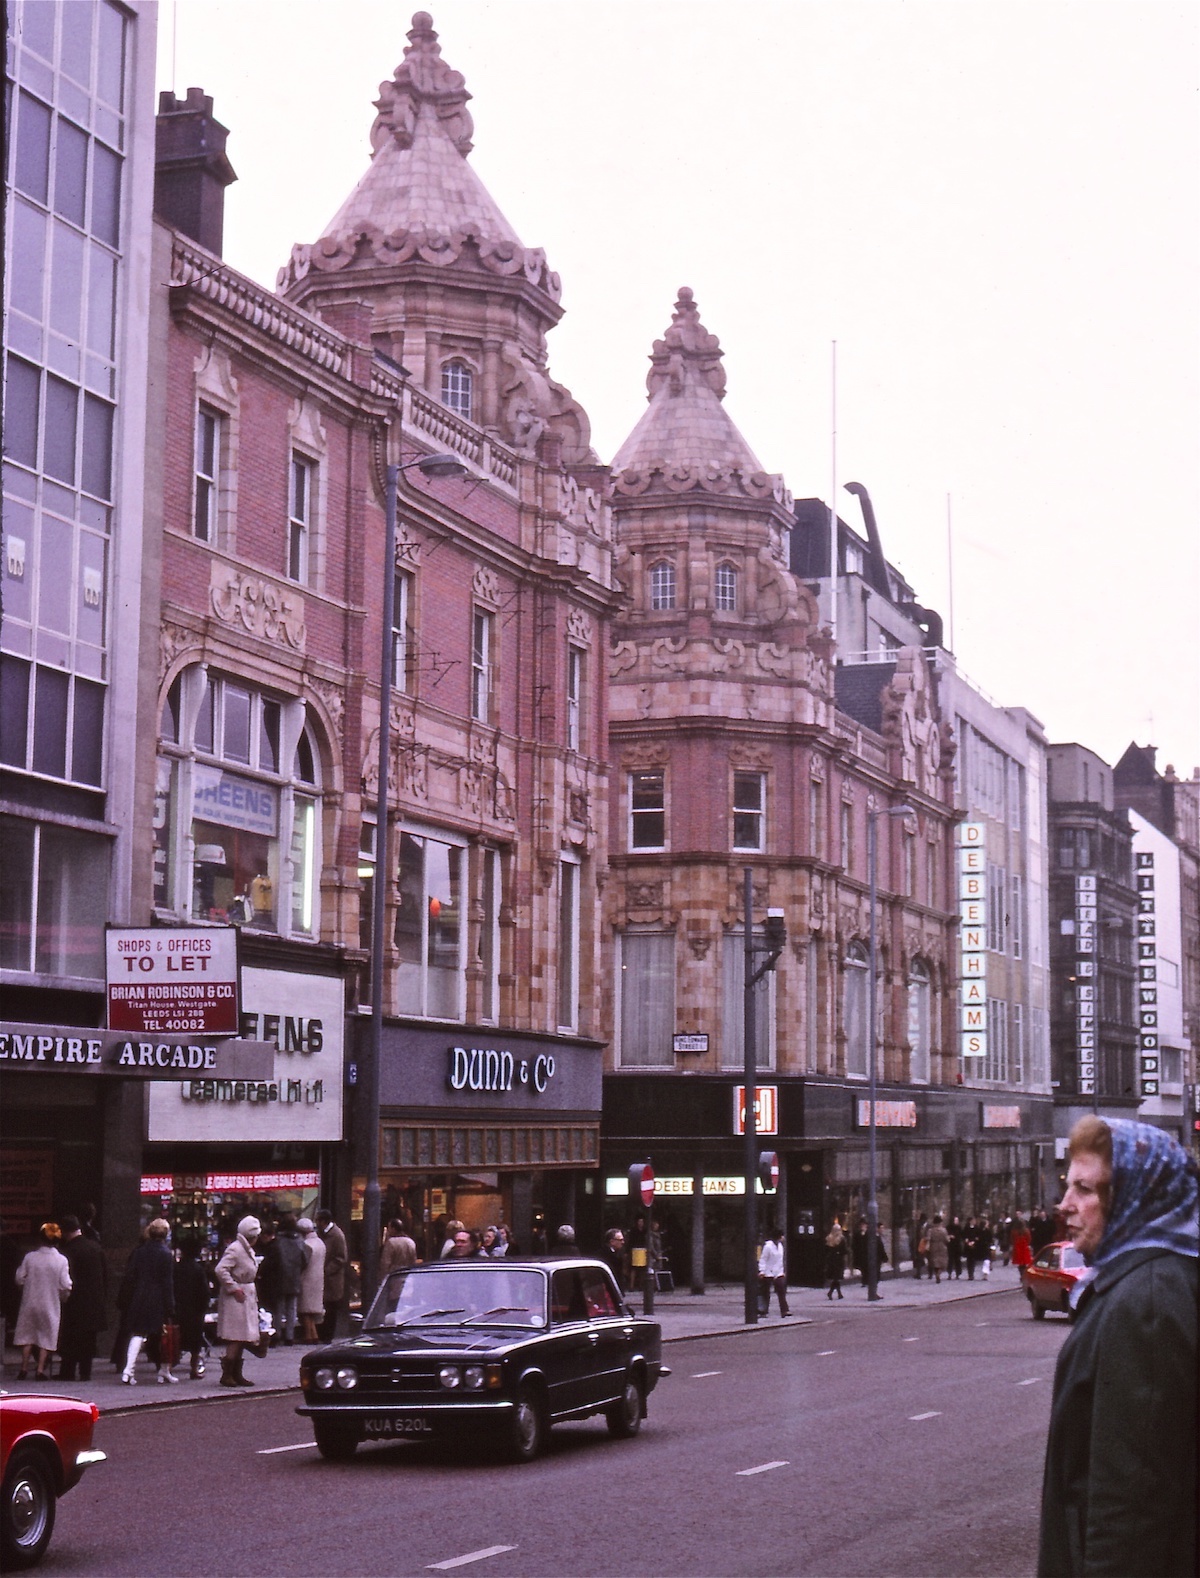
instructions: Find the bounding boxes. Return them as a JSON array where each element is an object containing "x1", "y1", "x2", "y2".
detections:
[{"x1": 158, "y1": 0, "x2": 1200, "y2": 775}]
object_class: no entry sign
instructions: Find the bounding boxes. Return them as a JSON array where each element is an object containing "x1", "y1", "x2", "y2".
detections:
[
  {"x1": 106, "y1": 927, "x2": 239, "y2": 1035},
  {"x1": 629, "y1": 1162, "x2": 655, "y2": 1207}
]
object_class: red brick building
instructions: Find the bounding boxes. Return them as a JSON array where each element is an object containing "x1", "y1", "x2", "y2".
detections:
[
  {"x1": 601, "y1": 290, "x2": 961, "y2": 1282},
  {"x1": 143, "y1": 18, "x2": 616, "y2": 1253}
]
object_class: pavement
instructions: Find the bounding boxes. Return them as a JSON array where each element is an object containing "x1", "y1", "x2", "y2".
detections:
[{"x1": 1, "y1": 1262, "x2": 1028, "y2": 1415}]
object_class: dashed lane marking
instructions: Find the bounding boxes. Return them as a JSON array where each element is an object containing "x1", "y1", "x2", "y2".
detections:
[
  {"x1": 902, "y1": 1336, "x2": 919, "y2": 1342},
  {"x1": 816, "y1": 1350, "x2": 836, "y2": 1356},
  {"x1": 1017, "y1": 1377, "x2": 1042, "y2": 1386},
  {"x1": 257, "y1": 1442, "x2": 315, "y2": 1455},
  {"x1": 909, "y1": 1412, "x2": 942, "y2": 1421},
  {"x1": 692, "y1": 1370, "x2": 723, "y2": 1378},
  {"x1": 428, "y1": 1547, "x2": 518, "y2": 1571},
  {"x1": 737, "y1": 1461, "x2": 790, "y2": 1477}
]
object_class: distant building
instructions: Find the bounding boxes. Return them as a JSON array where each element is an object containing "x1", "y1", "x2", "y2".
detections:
[
  {"x1": 1045, "y1": 743, "x2": 1140, "y2": 1158},
  {"x1": 793, "y1": 488, "x2": 1056, "y2": 1205},
  {"x1": 2, "y1": 0, "x2": 159, "y2": 1248},
  {"x1": 1113, "y1": 743, "x2": 1200, "y2": 1145}
]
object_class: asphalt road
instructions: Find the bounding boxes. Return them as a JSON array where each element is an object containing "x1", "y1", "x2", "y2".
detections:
[{"x1": 44, "y1": 1287, "x2": 1067, "y2": 1578}]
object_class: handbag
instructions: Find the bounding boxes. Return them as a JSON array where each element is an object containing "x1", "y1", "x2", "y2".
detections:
[
  {"x1": 160, "y1": 1321, "x2": 181, "y2": 1366},
  {"x1": 918, "y1": 1238, "x2": 930, "y2": 1256}
]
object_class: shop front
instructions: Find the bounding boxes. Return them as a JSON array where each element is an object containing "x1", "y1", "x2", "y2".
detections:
[
  {"x1": 602, "y1": 1075, "x2": 1056, "y2": 1286},
  {"x1": 143, "y1": 964, "x2": 345, "y2": 1249},
  {"x1": 363, "y1": 1022, "x2": 603, "y2": 1260}
]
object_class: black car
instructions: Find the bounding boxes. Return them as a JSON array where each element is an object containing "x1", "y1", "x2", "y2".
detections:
[{"x1": 297, "y1": 1257, "x2": 669, "y2": 1462}]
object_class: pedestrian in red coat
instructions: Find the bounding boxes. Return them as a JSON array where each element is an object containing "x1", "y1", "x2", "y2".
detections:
[{"x1": 1010, "y1": 1214, "x2": 1033, "y2": 1274}]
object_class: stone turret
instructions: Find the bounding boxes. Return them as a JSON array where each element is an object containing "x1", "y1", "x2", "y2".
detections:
[{"x1": 278, "y1": 12, "x2": 592, "y2": 464}]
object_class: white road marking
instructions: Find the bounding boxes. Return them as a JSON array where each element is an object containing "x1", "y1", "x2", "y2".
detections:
[
  {"x1": 1017, "y1": 1377, "x2": 1042, "y2": 1386},
  {"x1": 816, "y1": 1350, "x2": 836, "y2": 1356},
  {"x1": 737, "y1": 1460, "x2": 790, "y2": 1477},
  {"x1": 257, "y1": 1442, "x2": 315, "y2": 1455},
  {"x1": 428, "y1": 1547, "x2": 517, "y2": 1571},
  {"x1": 902, "y1": 1336, "x2": 919, "y2": 1342},
  {"x1": 974, "y1": 1321, "x2": 989, "y2": 1326},
  {"x1": 909, "y1": 1412, "x2": 942, "y2": 1421},
  {"x1": 692, "y1": 1370, "x2": 723, "y2": 1378}
]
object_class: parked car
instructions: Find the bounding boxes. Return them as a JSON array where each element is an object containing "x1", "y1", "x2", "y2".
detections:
[
  {"x1": 1022, "y1": 1240, "x2": 1088, "y2": 1320},
  {"x1": 1, "y1": 1392, "x2": 106, "y2": 1569},
  {"x1": 297, "y1": 1257, "x2": 669, "y2": 1462}
]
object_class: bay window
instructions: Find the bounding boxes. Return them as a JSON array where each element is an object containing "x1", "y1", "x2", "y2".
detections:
[
  {"x1": 618, "y1": 932, "x2": 675, "y2": 1067},
  {"x1": 154, "y1": 667, "x2": 322, "y2": 936}
]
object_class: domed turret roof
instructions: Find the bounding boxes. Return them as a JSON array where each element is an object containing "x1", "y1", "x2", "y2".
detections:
[
  {"x1": 611, "y1": 288, "x2": 768, "y2": 479},
  {"x1": 279, "y1": 12, "x2": 558, "y2": 303}
]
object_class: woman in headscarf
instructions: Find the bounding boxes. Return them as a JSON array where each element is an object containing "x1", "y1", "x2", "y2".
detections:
[
  {"x1": 214, "y1": 1215, "x2": 262, "y2": 1387},
  {"x1": 1037, "y1": 1116, "x2": 1198, "y2": 1577},
  {"x1": 13, "y1": 1223, "x2": 71, "y2": 1380}
]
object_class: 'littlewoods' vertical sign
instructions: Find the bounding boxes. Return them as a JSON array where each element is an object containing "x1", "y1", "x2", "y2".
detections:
[
  {"x1": 959, "y1": 823, "x2": 986, "y2": 1059},
  {"x1": 1075, "y1": 874, "x2": 1097, "y2": 1096},
  {"x1": 1136, "y1": 851, "x2": 1160, "y2": 1096}
]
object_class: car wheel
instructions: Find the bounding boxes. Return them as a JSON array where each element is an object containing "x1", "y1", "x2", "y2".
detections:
[
  {"x1": 606, "y1": 1373, "x2": 644, "y2": 1439},
  {"x1": 313, "y1": 1421, "x2": 359, "y2": 1461},
  {"x1": 1028, "y1": 1291, "x2": 1046, "y2": 1320},
  {"x1": 1, "y1": 1447, "x2": 57, "y2": 1571},
  {"x1": 507, "y1": 1385, "x2": 546, "y2": 1462}
]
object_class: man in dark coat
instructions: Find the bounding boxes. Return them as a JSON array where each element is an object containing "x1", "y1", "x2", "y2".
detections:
[
  {"x1": 57, "y1": 1214, "x2": 108, "y2": 1381},
  {"x1": 315, "y1": 1209, "x2": 348, "y2": 1342},
  {"x1": 1038, "y1": 1116, "x2": 1197, "y2": 1578}
]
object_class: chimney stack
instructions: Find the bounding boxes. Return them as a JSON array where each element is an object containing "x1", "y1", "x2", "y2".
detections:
[{"x1": 155, "y1": 88, "x2": 237, "y2": 256}]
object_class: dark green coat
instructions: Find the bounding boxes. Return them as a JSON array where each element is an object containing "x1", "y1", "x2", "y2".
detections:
[{"x1": 1037, "y1": 1247, "x2": 1198, "y2": 1577}]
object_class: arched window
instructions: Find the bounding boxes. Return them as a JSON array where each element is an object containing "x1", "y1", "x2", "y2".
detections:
[
  {"x1": 908, "y1": 958, "x2": 931, "y2": 1083},
  {"x1": 154, "y1": 666, "x2": 324, "y2": 937},
  {"x1": 441, "y1": 360, "x2": 473, "y2": 421},
  {"x1": 844, "y1": 940, "x2": 869, "y2": 1077},
  {"x1": 649, "y1": 560, "x2": 676, "y2": 610},
  {"x1": 714, "y1": 561, "x2": 738, "y2": 612}
]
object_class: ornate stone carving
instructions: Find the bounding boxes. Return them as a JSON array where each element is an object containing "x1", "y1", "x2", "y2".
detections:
[
  {"x1": 730, "y1": 744, "x2": 773, "y2": 770},
  {"x1": 711, "y1": 638, "x2": 746, "y2": 673},
  {"x1": 755, "y1": 642, "x2": 792, "y2": 677},
  {"x1": 687, "y1": 933, "x2": 712, "y2": 960},
  {"x1": 568, "y1": 790, "x2": 589, "y2": 825},
  {"x1": 627, "y1": 882, "x2": 664, "y2": 910},
  {"x1": 395, "y1": 523, "x2": 423, "y2": 568},
  {"x1": 306, "y1": 676, "x2": 345, "y2": 748},
  {"x1": 610, "y1": 640, "x2": 638, "y2": 676},
  {"x1": 159, "y1": 620, "x2": 199, "y2": 684},
  {"x1": 497, "y1": 340, "x2": 591, "y2": 465},
  {"x1": 881, "y1": 648, "x2": 943, "y2": 799},
  {"x1": 370, "y1": 11, "x2": 474, "y2": 157},
  {"x1": 566, "y1": 606, "x2": 593, "y2": 645},
  {"x1": 650, "y1": 636, "x2": 689, "y2": 672},
  {"x1": 561, "y1": 474, "x2": 608, "y2": 538},
  {"x1": 210, "y1": 565, "x2": 306, "y2": 650},
  {"x1": 621, "y1": 742, "x2": 670, "y2": 770},
  {"x1": 472, "y1": 565, "x2": 501, "y2": 606}
]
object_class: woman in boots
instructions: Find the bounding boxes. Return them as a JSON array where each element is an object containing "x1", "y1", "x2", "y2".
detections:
[
  {"x1": 214, "y1": 1215, "x2": 262, "y2": 1387},
  {"x1": 121, "y1": 1218, "x2": 176, "y2": 1385}
]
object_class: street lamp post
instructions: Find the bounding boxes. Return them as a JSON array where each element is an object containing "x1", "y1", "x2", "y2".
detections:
[
  {"x1": 743, "y1": 868, "x2": 787, "y2": 1324},
  {"x1": 362, "y1": 448, "x2": 467, "y2": 1312},
  {"x1": 865, "y1": 803, "x2": 915, "y2": 1302}
]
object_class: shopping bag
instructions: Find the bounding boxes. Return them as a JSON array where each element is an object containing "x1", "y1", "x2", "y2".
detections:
[{"x1": 160, "y1": 1321, "x2": 181, "y2": 1366}]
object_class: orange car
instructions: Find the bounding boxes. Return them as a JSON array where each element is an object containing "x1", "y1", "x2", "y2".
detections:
[{"x1": 1022, "y1": 1239, "x2": 1088, "y2": 1320}]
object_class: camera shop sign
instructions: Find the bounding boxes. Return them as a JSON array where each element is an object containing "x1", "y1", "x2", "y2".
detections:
[
  {"x1": 0, "y1": 1023, "x2": 274, "y2": 1080},
  {"x1": 447, "y1": 1044, "x2": 558, "y2": 1096},
  {"x1": 106, "y1": 925, "x2": 239, "y2": 1036}
]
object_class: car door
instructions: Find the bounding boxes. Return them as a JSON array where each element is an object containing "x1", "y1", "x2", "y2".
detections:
[
  {"x1": 545, "y1": 1268, "x2": 594, "y2": 1416},
  {"x1": 580, "y1": 1266, "x2": 631, "y2": 1406}
]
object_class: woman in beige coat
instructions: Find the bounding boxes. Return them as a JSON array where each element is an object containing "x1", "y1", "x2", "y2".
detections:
[
  {"x1": 214, "y1": 1216, "x2": 262, "y2": 1387},
  {"x1": 926, "y1": 1214, "x2": 951, "y2": 1285},
  {"x1": 14, "y1": 1224, "x2": 72, "y2": 1380},
  {"x1": 297, "y1": 1218, "x2": 326, "y2": 1342}
]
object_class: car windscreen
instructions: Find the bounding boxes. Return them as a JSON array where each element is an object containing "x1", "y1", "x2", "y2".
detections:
[
  {"x1": 365, "y1": 1267, "x2": 547, "y2": 1330},
  {"x1": 1061, "y1": 1247, "x2": 1086, "y2": 1270}
]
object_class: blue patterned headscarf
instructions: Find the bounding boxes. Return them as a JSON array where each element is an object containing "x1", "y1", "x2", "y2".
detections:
[{"x1": 1092, "y1": 1119, "x2": 1199, "y2": 1269}]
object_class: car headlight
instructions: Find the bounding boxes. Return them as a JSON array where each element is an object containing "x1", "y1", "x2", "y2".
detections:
[
  {"x1": 463, "y1": 1365, "x2": 485, "y2": 1391},
  {"x1": 438, "y1": 1365, "x2": 461, "y2": 1390},
  {"x1": 313, "y1": 1367, "x2": 336, "y2": 1391},
  {"x1": 335, "y1": 1366, "x2": 358, "y2": 1390}
]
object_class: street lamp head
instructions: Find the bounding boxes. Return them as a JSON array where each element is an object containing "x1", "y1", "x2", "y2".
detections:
[
  {"x1": 889, "y1": 803, "x2": 917, "y2": 819},
  {"x1": 411, "y1": 452, "x2": 468, "y2": 479}
]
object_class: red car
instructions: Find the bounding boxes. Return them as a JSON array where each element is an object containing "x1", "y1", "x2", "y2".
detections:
[
  {"x1": 1022, "y1": 1239, "x2": 1088, "y2": 1320},
  {"x1": 1, "y1": 1392, "x2": 106, "y2": 1569}
]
